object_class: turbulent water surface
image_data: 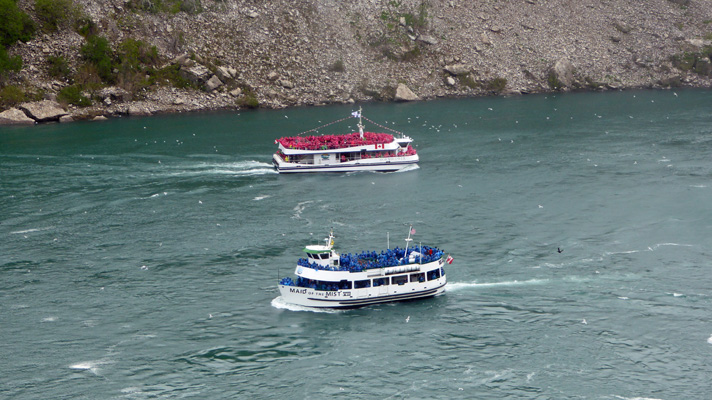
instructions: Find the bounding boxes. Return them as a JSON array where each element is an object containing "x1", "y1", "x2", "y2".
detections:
[{"x1": 2, "y1": 89, "x2": 712, "y2": 399}]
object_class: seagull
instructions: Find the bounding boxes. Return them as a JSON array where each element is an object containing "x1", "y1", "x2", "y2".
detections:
[
  {"x1": 405, "y1": 316, "x2": 410, "y2": 323},
  {"x1": 582, "y1": 319, "x2": 587, "y2": 324},
  {"x1": 557, "y1": 248, "x2": 563, "y2": 253}
]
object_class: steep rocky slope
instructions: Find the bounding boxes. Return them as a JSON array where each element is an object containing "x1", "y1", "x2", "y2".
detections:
[{"x1": 2, "y1": 0, "x2": 712, "y2": 124}]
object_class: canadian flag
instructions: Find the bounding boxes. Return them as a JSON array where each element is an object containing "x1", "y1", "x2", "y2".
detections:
[
  {"x1": 375, "y1": 143, "x2": 384, "y2": 149},
  {"x1": 446, "y1": 255, "x2": 454, "y2": 264}
]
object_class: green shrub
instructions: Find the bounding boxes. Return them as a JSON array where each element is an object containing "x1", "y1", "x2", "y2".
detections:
[
  {"x1": 80, "y1": 35, "x2": 115, "y2": 83},
  {"x1": 484, "y1": 77, "x2": 507, "y2": 92},
  {"x1": 128, "y1": 0, "x2": 202, "y2": 14},
  {"x1": 35, "y1": 0, "x2": 75, "y2": 32},
  {"x1": 47, "y1": 54, "x2": 71, "y2": 79},
  {"x1": 118, "y1": 38, "x2": 159, "y2": 73},
  {"x1": 238, "y1": 87, "x2": 259, "y2": 108},
  {"x1": 74, "y1": 63, "x2": 103, "y2": 90},
  {"x1": 57, "y1": 84, "x2": 91, "y2": 107},
  {"x1": 0, "y1": 0, "x2": 36, "y2": 46},
  {"x1": 457, "y1": 73, "x2": 478, "y2": 89},
  {"x1": 0, "y1": 44, "x2": 22, "y2": 77},
  {"x1": 0, "y1": 84, "x2": 25, "y2": 108},
  {"x1": 548, "y1": 71, "x2": 563, "y2": 89},
  {"x1": 148, "y1": 63, "x2": 193, "y2": 89},
  {"x1": 74, "y1": 16, "x2": 98, "y2": 38}
]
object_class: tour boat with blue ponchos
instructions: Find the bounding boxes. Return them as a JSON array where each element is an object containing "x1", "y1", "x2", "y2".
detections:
[
  {"x1": 272, "y1": 108, "x2": 418, "y2": 173},
  {"x1": 278, "y1": 228, "x2": 451, "y2": 308}
]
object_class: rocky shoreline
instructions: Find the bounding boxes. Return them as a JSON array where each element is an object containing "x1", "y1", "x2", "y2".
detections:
[{"x1": 2, "y1": 0, "x2": 712, "y2": 126}]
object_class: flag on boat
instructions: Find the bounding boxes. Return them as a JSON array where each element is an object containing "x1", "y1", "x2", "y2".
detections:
[
  {"x1": 274, "y1": 139, "x2": 278, "y2": 144},
  {"x1": 446, "y1": 255, "x2": 454, "y2": 264},
  {"x1": 410, "y1": 228, "x2": 416, "y2": 235},
  {"x1": 351, "y1": 111, "x2": 361, "y2": 118}
]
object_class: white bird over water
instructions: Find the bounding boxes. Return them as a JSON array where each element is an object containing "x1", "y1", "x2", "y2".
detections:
[
  {"x1": 405, "y1": 316, "x2": 410, "y2": 323},
  {"x1": 582, "y1": 319, "x2": 587, "y2": 325}
]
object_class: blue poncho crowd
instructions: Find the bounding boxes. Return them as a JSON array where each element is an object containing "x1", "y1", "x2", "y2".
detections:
[{"x1": 299, "y1": 245, "x2": 443, "y2": 272}]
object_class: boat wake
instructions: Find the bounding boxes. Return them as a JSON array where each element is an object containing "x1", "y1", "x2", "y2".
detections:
[
  {"x1": 390, "y1": 164, "x2": 420, "y2": 173},
  {"x1": 165, "y1": 160, "x2": 277, "y2": 177},
  {"x1": 271, "y1": 296, "x2": 344, "y2": 313},
  {"x1": 446, "y1": 279, "x2": 550, "y2": 292}
]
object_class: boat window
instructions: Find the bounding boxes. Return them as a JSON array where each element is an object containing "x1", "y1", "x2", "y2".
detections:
[
  {"x1": 354, "y1": 279, "x2": 371, "y2": 289},
  {"x1": 440, "y1": 267, "x2": 445, "y2": 277},
  {"x1": 427, "y1": 269, "x2": 441, "y2": 281},
  {"x1": 373, "y1": 278, "x2": 388, "y2": 287},
  {"x1": 392, "y1": 275, "x2": 408, "y2": 285},
  {"x1": 320, "y1": 253, "x2": 330, "y2": 260},
  {"x1": 410, "y1": 273, "x2": 425, "y2": 283},
  {"x1": 339, "y1": 280, "x2": 352, "y2": 290},
  {"x1": 307, "y1": 253, "x2": 314, "y2": 259}
]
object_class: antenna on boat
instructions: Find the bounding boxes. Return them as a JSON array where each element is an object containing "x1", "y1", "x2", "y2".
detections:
[
  {"x1": 357, "y1": 106, "x2": 364, "y2": 139},
  {"x1": 404, "y1": 225, "x2": 414, "y2": 255}
]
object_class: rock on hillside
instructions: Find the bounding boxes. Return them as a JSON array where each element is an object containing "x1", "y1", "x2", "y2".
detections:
[{"x1": 4, "y1": 0, "x2": 712, "y2": 122}]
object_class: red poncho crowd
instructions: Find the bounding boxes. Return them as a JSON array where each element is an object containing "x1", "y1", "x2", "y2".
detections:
[{"x1": 276, "y1": 132, "x2": 395, "y2": 150}]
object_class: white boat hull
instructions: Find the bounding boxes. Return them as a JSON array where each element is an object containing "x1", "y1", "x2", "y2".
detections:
[
  {"x1": 279, "y1": 259, "x2": 447, "y2": 309},
  {"x1": 272, "y1": 153, "x2": 418, "y2": 173}
]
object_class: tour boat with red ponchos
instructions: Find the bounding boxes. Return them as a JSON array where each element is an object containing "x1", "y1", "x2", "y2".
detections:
[
  {"x1": 278, "y1": 228, "x2": 451, "y2": 308},
  {"x1": 272, "y1": 109, "x2": 419, "y2": 173}
]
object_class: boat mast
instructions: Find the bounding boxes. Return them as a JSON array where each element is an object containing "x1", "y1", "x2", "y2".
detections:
[
  {"x1": 404, "y1": 225, "x2": 413, "y2": 258},
  {"x1": 357, "y1": 106, "x2": 364, "y2": 139}
]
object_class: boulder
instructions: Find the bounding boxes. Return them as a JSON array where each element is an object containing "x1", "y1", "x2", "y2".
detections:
[
  {"x1": 229, "y1": 87, "x2": 243, "y2": 97},
  {"x1": 279, "y1": 79, "x2": 294, "y2": 89},
  {"x1": 267, "y1": 71, "x2": 279, "y2": 81},
  {"x1": 18, "y1": 100, "x2": 67, "y2": 122},
  {"x1": 59, "y1": 115, "x2": 74, "y2": 123},
  {"x1": 394, "y1": 83, "x2": 419, "y2": 101},
  {"x1": 446, "y1": 76, "x2": 456, "y2": 86},
  {"x1": 128, "y1": 105, "x2": 152, "y2": 116},
  {"x1": 444, "y1": 63, "x2": 470, "y2": 76},
  {"x1": 215, "y1": 66, "x2": 232, "y2": 82},
  {"x1": 179, "y1": 64, "x2": 212, "y2": 85},
  {"x1": 205, "y1": 75, "x2": 223, "y2": 91},
  {"x1": 551, "y1": 59, "x2": 575, "y2": 87},
  {"x1": 98, "y1": 86, "x2": 130, "y2": 102},
  {"x1": 0, "y1": 108, "x2": 35, "y2": 125},
  {"x1": 416, "y1": 34, "x2": 438, "y2": 45}
]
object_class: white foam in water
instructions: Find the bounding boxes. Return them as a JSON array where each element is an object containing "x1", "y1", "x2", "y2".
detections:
[
  {"x1": 69, "y1": 361, "x2": 101, "y2": 375},
  {"x1": 271, "y1": 296, "x2": 343, "y2": 313},
  {"x1": 10, "y1": 226, "x2": 54, "y2": 235},
  {"x1": 708, "y1": 335, "x2": 712, "y2": 345},
  {"x1": 164, "y1": 160, "x2": 277, "y2": 177},
  {"x1": 446, "y1": 279, "x2": 549, "y2": 292},
  {"x1": 253, "y1": 195, "x2": 271, "y2": 201},
  {"x1": 389, "y1": 164, "x2": 420, "y2": 173},
  {"x1": 42, "y1": 316, "x2": 57, "y2": 322}
]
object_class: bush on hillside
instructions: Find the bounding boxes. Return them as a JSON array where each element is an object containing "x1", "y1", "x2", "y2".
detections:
[
  {"x1": 47, "y1": 54, "x2": 71, "y2": 79},
  {"x1": 0, "y1": 0, "x2": 36, "y2": 46},
  {"x1": 57, "y1": 84, "x2": 91, "y2": 107},
  {"x1": 0, "y1": 84, "x2": 25, "y2": 108},
  {"x1": 0, "y1": 45, "x2": 23, "y2": 78},
  {"x1": 35, "y1": 0, "x2": 76, "y2": 32},
  {"x1": 80, "y1": 35, "x2": 115, "y2": 83}
]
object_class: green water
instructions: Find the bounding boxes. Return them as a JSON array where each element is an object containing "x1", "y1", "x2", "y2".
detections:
[{"x1": 2, "y1": 89, "x2": 712, "y2": 399}]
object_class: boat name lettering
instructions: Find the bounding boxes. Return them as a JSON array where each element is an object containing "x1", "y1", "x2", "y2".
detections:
[{"x1": 290, "y1": 288, "x2": 308, "y2": 295}]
